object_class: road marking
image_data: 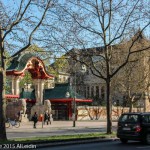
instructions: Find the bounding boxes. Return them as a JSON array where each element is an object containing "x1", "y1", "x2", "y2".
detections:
[{"x1": 137, "y1": 146, "x2": 150, "y2": 149}]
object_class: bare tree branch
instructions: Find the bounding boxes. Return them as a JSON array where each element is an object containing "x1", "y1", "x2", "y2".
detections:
[{"x1": 11, "y1": 0, "x2": 52, "y2": 58}]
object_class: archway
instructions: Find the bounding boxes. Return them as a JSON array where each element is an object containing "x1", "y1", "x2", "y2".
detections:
[{"x1": 6, "y1": 53, "x2": 54, "y2": 104}]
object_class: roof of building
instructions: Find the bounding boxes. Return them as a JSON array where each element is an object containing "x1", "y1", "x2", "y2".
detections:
[
  {"x1": 43, "y1": 83, "x2": 84, "y2": 100},
  {"x1": 6, "y1": 52, "x2": 54, "y2": 79},
  {"x1": 19, "y1": 83, "x2": 92, "y2": 103},
  {"x1": 7, "y1": 53, "x2": 34, "y2": 71}
]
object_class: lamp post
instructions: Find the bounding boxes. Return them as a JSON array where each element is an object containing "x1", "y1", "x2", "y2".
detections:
[
  {"x1": 73, "y1": 64, "x2": 87, "y2": 127},
  {"x1": 73, "y1": 70, "x2": 76, "y2": 127},
  {"x1": 65, "y1": 89, "x2": 76, "y2": 127},
  {"x1": 66, "y1": 63, "x2": 87, "y2": 127}
]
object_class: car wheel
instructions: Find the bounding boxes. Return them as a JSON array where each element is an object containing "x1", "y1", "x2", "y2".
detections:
[
  {"x1": 120, "y1": 138, "x2": 128, "y2": 144},
  {"x1": 145, "y1": 133, "x2": 150, "y2": 145}
]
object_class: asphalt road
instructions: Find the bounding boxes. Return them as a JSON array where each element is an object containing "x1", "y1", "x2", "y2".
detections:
[{"x1": 39, "y1": 141, "x2": 150, "y2": 150}]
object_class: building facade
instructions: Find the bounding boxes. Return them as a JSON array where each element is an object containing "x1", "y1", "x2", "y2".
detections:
[{"x1": 65, "y1": 31, "x2": 150, "y2": 111}]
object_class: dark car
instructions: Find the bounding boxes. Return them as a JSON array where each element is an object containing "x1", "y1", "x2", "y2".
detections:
[{"x1": 117, "y1": 112, "x2": 150, "y2": 144}]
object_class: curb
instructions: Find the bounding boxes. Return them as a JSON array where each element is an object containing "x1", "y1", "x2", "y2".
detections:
[
  {"x1": 0, "y1": 138, "x2": 119, "y2": 150},
  {"x1": 36, "y1": 138, "x2": 119, "y2": 148}
]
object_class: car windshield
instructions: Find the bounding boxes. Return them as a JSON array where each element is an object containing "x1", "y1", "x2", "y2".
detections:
[{"x1": 119, "y1": 114, "x2": 139, "y2": 123}]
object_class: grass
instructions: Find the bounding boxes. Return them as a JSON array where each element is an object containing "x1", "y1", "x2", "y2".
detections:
[{"x1": 0, "y1": 132, "x2": 116, "y2": 144}]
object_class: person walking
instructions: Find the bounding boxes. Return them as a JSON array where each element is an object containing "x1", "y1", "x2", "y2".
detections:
[
  {"x1": 32, "y1": 112, "x2": 38, "y2": 128},
  {"x1": 44, "y1": 112, "x2": 50, "y2": 125},
  {"x1": 17, "y1": 111, "x2": 22, "y2": 122}
]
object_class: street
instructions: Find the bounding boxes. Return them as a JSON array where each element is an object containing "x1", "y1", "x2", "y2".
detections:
[{"x1": 39, "y1": 141, "x2": 150, "y2": 150}]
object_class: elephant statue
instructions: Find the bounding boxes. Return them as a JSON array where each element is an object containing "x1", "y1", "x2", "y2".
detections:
[
  {"x1": 18, "y1": 98, "x2": 27, "y2": 117},
  {"x1": 44, "y1": 100, "x2": 52, "y2": 114}
]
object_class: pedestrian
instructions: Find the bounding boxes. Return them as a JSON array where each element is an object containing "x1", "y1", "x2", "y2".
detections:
[
  {"x1": 44, "y1": 112, "x2": 50, "y2": 125},
  {"x1": 17, "y1": 111, "x2": 22, "y2": 122},
  {"x1": 32, "y1": 112, "x2": 38, "y2": 128}
]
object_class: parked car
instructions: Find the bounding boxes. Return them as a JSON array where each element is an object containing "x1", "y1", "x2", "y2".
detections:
[{"x1": 117, "y1": 112, "x2": 150, "y2": 144}]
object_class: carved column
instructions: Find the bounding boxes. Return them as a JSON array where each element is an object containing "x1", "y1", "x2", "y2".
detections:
[
  {"x1": 12, "y1": 77, "x2": 15, "y2": 95},
  {"x1": 6, "y1": 75, "x2": 15, "y2": 95},
  {"x1": 10, "y1": 76, "x2": 21, "y2": 95},
  {"x1": 39, "y1": 80, "x2": 45, "y2": 104},
  {"x1": 33, "y1": 79, "x2": 45, "y2": 105}
]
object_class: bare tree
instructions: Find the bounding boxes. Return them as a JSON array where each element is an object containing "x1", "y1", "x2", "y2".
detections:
[
  {"x1": 44, "y1": 0, "x2": 150, "y2": 134},
  {"x1": 112, "y1": 52, "x2": 149, "y2": 112},
  {"x1": 0, "y1": 0, "x2": 54, "y2": 141}
]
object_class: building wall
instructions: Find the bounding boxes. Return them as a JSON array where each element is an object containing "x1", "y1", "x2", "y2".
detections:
[
  {"x1": 77, "y1": 106, "x2": 144, "y2": 120},
  {"x1": 74, "y1": 39, "x2": 150, "y2": 110},
  {"x1": 76, "y1": 69, "x2": 106, "y2": 104}
]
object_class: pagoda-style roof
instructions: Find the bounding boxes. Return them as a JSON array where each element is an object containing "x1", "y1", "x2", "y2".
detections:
[
  {"x1": 7, "y1": 53, "x2": 34, "y2": 71},
  {"x1": 19, "y1": 83, "x2": 92, "y2": 103},
  {"x1": 6, "y1": 53, "x2": 54, "y2": 79},
  {"x1": 44, "y1": 83, "x2": 92, "y2": 103}
]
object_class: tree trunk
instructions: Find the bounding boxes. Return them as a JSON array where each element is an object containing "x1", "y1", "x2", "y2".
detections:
[
  {"x1": 129, "y1": 95, "x2": 135, "y2": 112},
  {"x1": 129, "y1": 98, "x2": 133, "y2": 112},
  {"x1": 106, "y1": 80, "x2": 112, "y2": 134},
  {"x1": 0, "y1": 28, "x2": 7, "y2": 141}
]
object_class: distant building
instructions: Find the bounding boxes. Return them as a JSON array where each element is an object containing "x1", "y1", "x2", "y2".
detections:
[{"x1": 58, "y1": 31, "x2": 150, "y2": 111}]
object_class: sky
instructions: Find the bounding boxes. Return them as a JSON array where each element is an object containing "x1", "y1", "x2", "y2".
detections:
[{"x1": 1, "y1": 0, "x2": 150, "y2": 59}]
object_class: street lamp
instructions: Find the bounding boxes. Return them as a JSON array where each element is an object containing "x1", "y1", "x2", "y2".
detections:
[
  {"x1": 72, "y1": 64, "x2": 87, "y2": 127},
  {"x1": 65, "y1": 89, "x2": 76, "y2": 127},
  {"x1": 73, "y1": 71, "x2": 76, "y2": 127},
  {"x1": 65, "y1": 92, "x2": 70, "y2": 98}
]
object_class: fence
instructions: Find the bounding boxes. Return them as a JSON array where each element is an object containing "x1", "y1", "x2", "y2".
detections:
[{"x1": 77, "y1": 106, "x2": 144, "y2": 120}]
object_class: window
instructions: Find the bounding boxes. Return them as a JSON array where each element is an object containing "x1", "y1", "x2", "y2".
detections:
[
  {"x1": 142, "y1": 115, "x2": 150, "y2": 123},
  {"x1": 84, "y1": 86, "x2": 87, "y2": 98},
  {"x1": 119, "y1": 114, "x2": 139, "y2": 123},
  {"x1": 87, "y1": 87, "x2": 89, "y2": 98},
  {"x1": 91, "y1": 86, "x2": 94, "y2": 98},
  {"x1": 101, "y1": 86, "x2": 105, "y2": 99}
]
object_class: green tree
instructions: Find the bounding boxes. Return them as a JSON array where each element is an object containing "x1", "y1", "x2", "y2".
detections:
[
  {"x1": 19, "y1": 72, "x2": 33, "y2": 90},
  {"x1": 25, "y1": 45, "x2": 52, "y2": 65},
  {"x1": 47, "y1": 55, "x2": 70, "y2": 82}
]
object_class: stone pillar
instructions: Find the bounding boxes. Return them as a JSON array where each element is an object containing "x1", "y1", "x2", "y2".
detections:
[
  {"x1": 39, "y1": 80, "x2": 45, "y2": 104},
  {"x1": 6, "y1": 75, "x2": 15, "y2": 95},
  {"x1": 31, "y1": 79, "x2": 46, "y2": 121},
  {"x1": 33, "y1": 79, "x2": 45, "y2": 105},
  {"x1": 11, "y1": 77, "x2": 15, "y2": 94},
  {"x1": 15, "y1": 77, "x2": 21, "y2": 95},
  {"x1": 11, "y1": 76, "x2": 21, "y2": 95},
  {"x1": 37, "y1": 79, "x2": 41, "y2": 104},
  {"x1": 33, "y1": 79, "x2": 40, "y2": 104}
]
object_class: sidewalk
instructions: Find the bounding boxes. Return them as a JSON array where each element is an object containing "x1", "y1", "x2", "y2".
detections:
[
  {"x1": 7, "y1": 120, "x2": 117, "y2": 129},
  {"x1": 6, "y1": 121, "x2": 117, "y2": 139}
]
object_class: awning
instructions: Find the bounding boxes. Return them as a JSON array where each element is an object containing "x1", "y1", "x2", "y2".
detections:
[{"x1": 48, "y1": 98, "x2": 92, "y2": 103}]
